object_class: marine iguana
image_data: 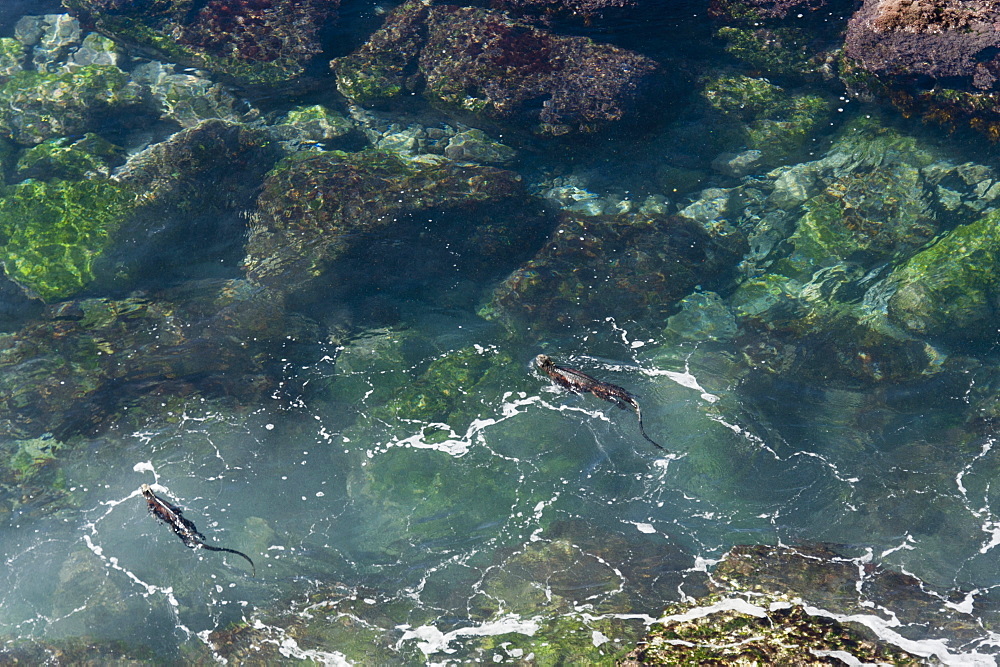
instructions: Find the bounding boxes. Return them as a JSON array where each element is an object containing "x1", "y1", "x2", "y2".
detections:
[
  {"x1": 141, "y1": 484, "x2": 256, "y2": 576},
  {"x1": 535, "y1": 354, "x2": 666, "y2": 452}
]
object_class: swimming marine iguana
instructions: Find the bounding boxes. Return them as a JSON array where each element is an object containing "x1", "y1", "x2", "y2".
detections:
[
  {"x1": 535, "y1": 354, "x2": 666, "y2": 452},
  {"x1": 140, "y1": 484, "x2": 256, "y2": 576}
]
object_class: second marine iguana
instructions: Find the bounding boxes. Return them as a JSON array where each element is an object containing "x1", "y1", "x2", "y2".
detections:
[
  {"x1": 141, "y1": 484, "x2": 256, "y2": 576},
  {"x1": 536, "y1": 354, "x2": 666, "y2": 452}
]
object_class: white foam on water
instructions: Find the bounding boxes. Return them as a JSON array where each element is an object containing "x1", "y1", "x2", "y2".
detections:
[{"x1": 397, "y1": 614, "x2": 541, "y2": 656}]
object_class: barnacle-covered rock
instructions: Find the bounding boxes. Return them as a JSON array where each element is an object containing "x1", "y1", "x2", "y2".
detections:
[
  {"x1": 0, "y1": 64, "x2": 143, "y2": 145},
  {"x1": 245, "y1": 148, "x2": 547, "y2": 299},
  {"x1": 333, "y1": 1, "x2": 660, "y2": 136},
  {"x1": 62, "y1": 0, "x2": 338, "y2": 89},
  {"x1": 482, "y1": 211, "x2": 744, "y2": 334}
]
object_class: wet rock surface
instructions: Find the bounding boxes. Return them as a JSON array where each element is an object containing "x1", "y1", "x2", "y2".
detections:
[
  {"x1": 846, "y1": 0, "x2": 1000, "y2": 90},
  {"x1": 622, "y1": 542, "x2": 989, "y2": 664}
]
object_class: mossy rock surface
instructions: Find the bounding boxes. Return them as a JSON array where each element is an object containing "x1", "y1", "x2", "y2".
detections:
[
  {"x1": 887, "y1": 208, "x2": 1000, "y2": 339},
  {"x1": 0, "y1": 178, "x2": 133, "y2": 301}
]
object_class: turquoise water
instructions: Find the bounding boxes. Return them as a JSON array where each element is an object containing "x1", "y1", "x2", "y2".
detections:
[{"x1": 2, "y1": 0, "x2": 1000, "y2": 664}]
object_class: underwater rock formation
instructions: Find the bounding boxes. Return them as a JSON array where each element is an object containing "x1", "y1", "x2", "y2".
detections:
[
  {"x1": 62, "y1": 0, "x2": 337, "y2": 88},
  {"x1": 681, "y1": 113, "x2": 1000, "y2": 383},
  {"x1": 244, "y1": 149, "x2": 549, "y2": 301},
  {"x1": 709, "y1": 0, "x2": 851, "y2": 78},
  {"x1": 0, "y1": 287, "x2": 289, "y2": 441},
  {"x1": 490, "y1": 0, "x2": 636, "y2": 17},
  {"x1": 886, "y1": 207, "x2": 1000, "y2": 340},
  {"x1": 0, "y1": 64, "x2": 143, "y2": 145},
  {"x1": 483, "y1": 211, "x2": 745, "y2": 334},
  {"x1": 0, "y1": 119, "x2": 281, "y2": 303},
  {"x1": 333, "y1": 0, "x2": 659, "y2": 136}
]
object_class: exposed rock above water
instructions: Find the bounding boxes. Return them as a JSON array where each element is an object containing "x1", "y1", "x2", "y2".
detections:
[
  {"x1": 332, "y1": 1, "x2": 660, "y2": 136},
  {"x1": 842, "y1": 1, "x2": 1000, "y2": 138},
  {"x1": 623, "y1": 542, "x2": 986, "y2": 665},
  {"x1": 846, "y1": 0, "x2": 1000, "y2": 91}
]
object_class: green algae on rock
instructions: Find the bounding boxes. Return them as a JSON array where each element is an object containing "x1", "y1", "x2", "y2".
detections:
[
  {"x1": 701, "y1": 73, "x2": 834, "y2": 169},
  {"x1": 887, "y1": 208, "x2": 1000, "y2": 340},
  {"x1": 0, "y1": 65, "x2": 142, "y2": 145},
  {"x1": 0, "y1": 37, "x2": 25, "y2": 77},
  {"x1": 14, "y1": 132, "x2": 123, "y2": 182},
  {"x1": 0, "y1": 177, "x2": 132, "y2": 302},
  {"x1": 246, "y1": 149, "x2": 545, "y2": 299}
]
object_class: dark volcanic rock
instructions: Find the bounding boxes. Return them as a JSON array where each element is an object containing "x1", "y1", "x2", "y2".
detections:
[
  {"x1": 62, "y1": 0, "x2": 337, "y2": 88},
  {"x1": 845, "y1": 0, "x2": 1000, "y2": 90},
  {"x1": 333, "y1": 1, "x2": 659, "y2": 136}
]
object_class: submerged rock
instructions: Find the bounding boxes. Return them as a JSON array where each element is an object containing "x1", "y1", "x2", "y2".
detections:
[
  {"x1": 0, "y1": 65, "x2": 143, "y2": 145},
  {"x1": 13, "y1": 132, "x2": 123, "y2": 181},
  {"x1": 0, "y1": 282, "x2": 294, "y2": 441},
  {"x1": 482, "y1": 211, "x2": 744, "y2": 334},
  {"x1": 709, "y1": 0, "x2": 850, "y2": 78},
  {"x1": 701, "y1": 73, "x2": 834, "y2": 169},
  {"x1": 333, "y1": 1, "x2": 659, "y2": 136},
  {"x1": 0, "y1": 120, "x2": 281, "y2": 303},
  {"x1": 886, "y1": 207, "x2": 1000, "y2": 340},
  {"x1": 689, "y1": 114, "x2": 1000, "y2": 382},
  {"x1": 245, "y1": 148, "x2": 548, "y2": 300},
  {"x1": 62, "y1": 0, "x2": 338, "y2": 88}
]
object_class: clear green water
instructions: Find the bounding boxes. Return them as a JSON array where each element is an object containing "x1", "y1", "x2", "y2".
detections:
[{"x1": 2, "y1": 1, "x2": 1000, "y2": 664}]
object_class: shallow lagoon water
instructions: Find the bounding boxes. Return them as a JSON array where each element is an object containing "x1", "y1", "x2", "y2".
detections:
[{"x1": 3, "y1": 0, "x2": 1000, "y2": 664}]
